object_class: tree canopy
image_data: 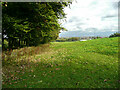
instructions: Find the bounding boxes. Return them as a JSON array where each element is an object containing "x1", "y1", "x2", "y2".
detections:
[{"x1": 2, "y1": 2, "x2": 71, "y2": 50}]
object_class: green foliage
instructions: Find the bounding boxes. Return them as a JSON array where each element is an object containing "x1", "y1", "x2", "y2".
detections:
[
  {"x1": 56, "y1": 38, "x2": 68, "y2": 42},
  {"x1": 68, "y1": 37, "x2": 80, "y2": 41},
  {"x1": 2, "y1": 39, "x2": 8, "y2": 50},
  {"x1": 109, "y1": 32, "x2": 120, "y2": 38},
  {"x1": 2, "y1": 2, "x2": 71, "y2": 50},
  {"x1": 56, "y1": 37, "x2": 80, "y2": 42}
]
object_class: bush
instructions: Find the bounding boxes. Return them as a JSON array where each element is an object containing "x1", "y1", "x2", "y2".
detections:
[
  {"x1": 109, "y1": 32, "x2": 120, "y2": 38},
  {"x1": 68, "y1": 37, "x2": 79, "y2": 41},
  {"x1": 56, "y1": 38, "x2": 67, "y2": 42}
]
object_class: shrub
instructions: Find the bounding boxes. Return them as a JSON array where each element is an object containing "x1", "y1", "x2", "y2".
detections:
[
  {"x1": 68, "y1": 37, "x2": 79, "y2": 41},
  {"x1": 109, "y1": 32, "x2": 120, "y2": 38}
]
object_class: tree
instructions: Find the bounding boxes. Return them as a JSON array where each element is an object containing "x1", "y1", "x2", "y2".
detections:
[
  {"x1": 109, "y1": 32, "x2": 120, "y2": 38},
  {"x1": 2, "y1": 2, "x2": 72, "y2": 50}
]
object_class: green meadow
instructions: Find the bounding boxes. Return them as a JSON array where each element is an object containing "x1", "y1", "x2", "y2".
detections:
[{"x1": 2, "y1": 37, "x2": 119, "y2": 88}]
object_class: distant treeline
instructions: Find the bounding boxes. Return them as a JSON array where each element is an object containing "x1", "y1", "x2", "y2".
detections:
[
  {"x1": 56, "y1": 32, "x2": 120, "y2": 42},
  {"x1": 109, "y1": 32, "x2": 120, "y2": 38},
  {"x1": 56, "y1": 37, "x2": 79, "y2": 42},
  {"x1": 56, "y1": 36, "x2": 102, "y2": 42}
]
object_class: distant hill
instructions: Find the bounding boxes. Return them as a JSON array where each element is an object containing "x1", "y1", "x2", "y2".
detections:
[{"x1": 59, "y1": 30, "x2": 117, "y2": 37}]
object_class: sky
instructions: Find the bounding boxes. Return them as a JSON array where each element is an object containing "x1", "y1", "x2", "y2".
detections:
[{"x1": 59, "y1": 0, "x2": 119, "y2": 37}]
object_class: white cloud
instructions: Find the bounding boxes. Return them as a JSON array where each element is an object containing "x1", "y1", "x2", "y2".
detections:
[{"x1": 60, "y1": 0, "x2": 118, "y2": 33}]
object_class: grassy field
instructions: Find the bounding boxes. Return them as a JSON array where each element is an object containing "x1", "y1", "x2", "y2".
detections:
[{"x1": 2, "y1": 37, "x2": 119, "y2": 88}]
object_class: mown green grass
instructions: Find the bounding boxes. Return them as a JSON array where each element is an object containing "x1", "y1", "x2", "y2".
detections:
[{"x1": 2, "y1": 37, "x2": 119, "y2": 88}]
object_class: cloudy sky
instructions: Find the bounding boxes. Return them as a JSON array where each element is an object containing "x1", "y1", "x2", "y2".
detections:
[{"x1": 59, "y1": 0, "x2": 119, "y2": 37}]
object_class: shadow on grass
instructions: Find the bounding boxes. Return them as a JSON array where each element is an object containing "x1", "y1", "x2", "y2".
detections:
[{"x1": 2, "y1": 44, "x2": 50, "y2": 87}]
